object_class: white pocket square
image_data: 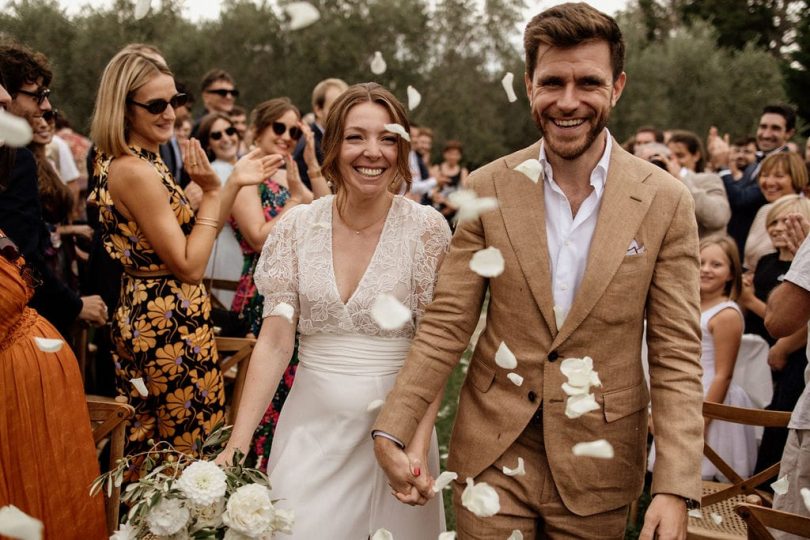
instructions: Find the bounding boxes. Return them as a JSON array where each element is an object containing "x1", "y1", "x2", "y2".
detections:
[{"x1": 626, "y1": 239, "x2": 646, "y2": 256}]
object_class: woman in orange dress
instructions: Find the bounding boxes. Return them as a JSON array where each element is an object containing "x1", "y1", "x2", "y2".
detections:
[{"x1": 0, "y1": 228, "x2": 107, "y2": 539}]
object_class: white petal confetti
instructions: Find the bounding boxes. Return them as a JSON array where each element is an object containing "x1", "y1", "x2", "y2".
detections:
[
  {"x1": 407, "y1": 85, "x2": 421, "y2": 111},
  {"x1": 438, "y1": 533, "x2": 457, "y2": 540},
  {"x1": 0, "y1": 110, "x2": 33, "y2": 147},
  {"x1": 448, "y1": 189, "x2": 499, "y2": 223},
  {"x1": 130, "y1": 377, "x2": 148, "y2": 397},
  {"x1": 33, "y1": 337, "x2": 63, "y2": 353},
  {"x1": 502, "y1": 457, "x2": 525, "y2": 477},
  {"x1": 771, "y1": 475, "x2": 789, "y2": 495},
  {"x1": 688, "y1": 508, "x2": 703, "y2": 519},
  {"x1": 801, "y1": 487, "x2": 810, "y2": 512},
  {"x1": 371, "y1": 293, "x2": 411, "y2": 330},
  {"x1": 432, "y1": 471, "x2": 458, "y2": 493},
  {"x1": 469, "y1": 247, "x2": 505, "y2": 278},
  {"x1": 553, "y1": 305, "x2": 566, "y2": 330},
  {"x1": 710, "y1": 512, "x2": 723, "y2": 525},
  {"x1": 371, "y1": 529, "x2": 393, "y2": 540},
  {"x1": 565, "y1": 393, "x2": 600, "y2": 419},
  {"x1": 560, "y1": 357, "x2": 596, "y2": 388},
  {"x1": 283, "y1": 1, "x2": 320, "y2": 30},
  {"x1": 495, "y1": 341, "x2": 517, "y2": 370},
  {"x1": 269, "y1": 302, "x2": 295, "y2": 323},
  {"x1": 134, "y1": 0, "x2": 150, "y2": 19},
  {"x1": 507, "y1": 372, "x2": 524, "y2": 386},
  {"x1": 370, "y1": 51, "x2": 387, "y2": 75},
  {"x1": 572, "y1": 439, "x2": 614, "y2": 459},
  {"x1": 507, "y1": 531, "x2": 524, "y2": 540},
  {"x1": 384, "y1": 123, "x2": 410, "y2": 141},
  {"x1": 461, "y1": 477, "x2": 500, "y2": 517},
  {"x1": 366, "y1": 399, "x2": 384, "y2": 412},
  {"x1": 562, "y1": 382, "x2": 591, "y2": 396},
  {"x1": 501, "y1": 72, "x2": 517, "y2": 103},
  {"x1": 0, "y1": 505, "x2": 43, "y2": 540},
  {"x1": 514, "y1": 159, "x2": 542, "y2": 184}
]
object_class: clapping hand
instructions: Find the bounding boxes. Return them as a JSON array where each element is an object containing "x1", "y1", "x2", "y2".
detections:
[
  {"x1": 707, "y1": 126, "x2": 730, "y2": 171},
  {"x1": 181, "y1": 138, "x2": 220, "y2": 192},
  {"x1": 300, "y1": 122, "x2": 319, "y2": 171},
  {"x1": 784, "y1": 212, "x2": 810, "y2": 255},
  {"x1": 229, "y1": 148, "x2": 284, "y2": 188}
]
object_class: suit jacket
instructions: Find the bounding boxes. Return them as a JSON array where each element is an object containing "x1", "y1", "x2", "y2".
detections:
[
  {"x1": 374, "y1": 140, "x2": 704, "y2": 515},
  {"x1": 681, "y1": 171, "x2": 730, "y2": 238}
]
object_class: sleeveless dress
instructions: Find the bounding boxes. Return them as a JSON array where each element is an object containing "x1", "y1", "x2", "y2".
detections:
[
  {"x1": 88, "y1": 147, "x2": 226, "y2": 481},
  {"x1": 254, "y1": 195, "x2": 450, "y2": 539},
  {"x1": 0, "y1": 250, "x2": 107, "y2": 539},
  {"x1": 229, "y1": 176, "x2": 296, "y2": 467}
]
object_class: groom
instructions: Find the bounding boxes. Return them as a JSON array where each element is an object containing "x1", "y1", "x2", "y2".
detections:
[{"x1": 374, "y1": 3, "x2": 704, "y2": 539}]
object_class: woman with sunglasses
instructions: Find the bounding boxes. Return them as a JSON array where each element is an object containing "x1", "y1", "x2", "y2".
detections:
[
  {"x1": 229, "y1": 97, "x2": 329, "y2": 467},
  {"x1": 88, "y1": 47, "x2": 276, "y2": 480}
]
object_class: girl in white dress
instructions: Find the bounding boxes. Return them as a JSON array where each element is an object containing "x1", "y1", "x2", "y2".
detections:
[{"x1": 218, "y1": 83, "x2": 449, "y2": 539}]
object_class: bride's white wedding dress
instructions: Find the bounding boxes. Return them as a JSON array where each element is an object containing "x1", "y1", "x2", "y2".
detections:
[{"x1": 254, "y1": 195, "x2": 449, "y2": 539}]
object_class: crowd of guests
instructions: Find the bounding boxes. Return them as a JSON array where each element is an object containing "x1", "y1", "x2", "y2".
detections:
[{"x1": 2, "y1": 29, "x2": 810, "y2": 538}]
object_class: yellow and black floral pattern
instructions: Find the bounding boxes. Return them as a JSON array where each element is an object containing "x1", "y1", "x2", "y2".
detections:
[{"x1": 88, "y1": 147, "x2": 225, "y2": 481}]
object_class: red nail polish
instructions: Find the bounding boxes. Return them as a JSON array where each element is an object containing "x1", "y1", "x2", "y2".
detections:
[{"x1": 413, "y1": 467, "x2": 421, "y2": 477}]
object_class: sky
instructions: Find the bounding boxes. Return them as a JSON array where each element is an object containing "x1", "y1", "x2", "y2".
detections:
[{"x1": 1, "y1": 0, "x2": 631, "y2": 23}]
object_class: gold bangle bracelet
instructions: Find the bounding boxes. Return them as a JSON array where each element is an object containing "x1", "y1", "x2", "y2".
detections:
[
  {"x1": 195, "y1": 218, "x2": 219, "y2": 228},
  {"x1": 196, "y1": 221, "x2": 218, "y2": 229}
]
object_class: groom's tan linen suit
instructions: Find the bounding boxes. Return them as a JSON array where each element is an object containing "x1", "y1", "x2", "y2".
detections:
[{"x1": 374, "y1": 139, "x2": 704, "y2": 520}]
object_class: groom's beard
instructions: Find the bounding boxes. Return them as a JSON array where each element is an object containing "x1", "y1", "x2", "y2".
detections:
[{"x1": 532, "y1": 99, "x2": 613, "y2": 161}]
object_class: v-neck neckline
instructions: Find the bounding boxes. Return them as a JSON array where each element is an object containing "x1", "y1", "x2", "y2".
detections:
[{"x1": 328, "y1": 197, "x2": 396, "y2": 307}]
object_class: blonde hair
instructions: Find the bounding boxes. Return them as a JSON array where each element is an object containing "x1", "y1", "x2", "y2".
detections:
[
  {"x1": 766, "y1": 194, "x2": 810, "y2": 227},
  {"x1": 91, "y1": 47, "x2": 173, "y2": 157},
  {"x1": 759, "y1": 152, "x2": 808, "y2": 194},
  {"x1": 699, "y1": 235, "x2": 742, "y2": 301}
]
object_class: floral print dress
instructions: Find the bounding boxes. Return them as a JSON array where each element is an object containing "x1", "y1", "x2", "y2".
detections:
[
  {"x1": 88, "y1": 147, "x2": 226, "y2": 481},
  {"x1": 229, "y1": 176, "x2": 296, "y2": 466}
]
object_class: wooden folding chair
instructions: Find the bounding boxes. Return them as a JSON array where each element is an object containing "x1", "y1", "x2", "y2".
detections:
[
  {"x1": 735, "y1": 503, "x2": 810, "y2": 539},
  {"x1": 216, "y1": 336, "x2": 256, "y2": 424},
  {"x1": 688, "y1": 402, "x2": 792, "y2": 539},
  {"x1": 86, "y1": 395, "x2": 135, "y2": 534}
]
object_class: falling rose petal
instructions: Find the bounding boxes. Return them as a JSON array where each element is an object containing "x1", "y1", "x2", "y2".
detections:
[
  {"x1": 565, "y1": 393, "x2": 600, "y2": 419},
  {"x1": 495, "y1": 341, "x2": 517, "y2": 370},
  {"x1": 710, "y1": 513, "x2": 723, "y2": 525},
  {"x1": 771, "y1": 475, "x2": 789, "y2": 495},
  {"x1": 370, "y1": 51, "x2": 387, "y2": 75},
  {"x1": 688, "y1": 509, "x2": 703, "y2": 519},
  {"x1": 801, "y1": 488, "x2": 810, "y2": 512},
  {"x1": 514, "y1": 159, "x2": 542, "y2": 184},
  {"x1": 502, "y1": 457, "x2": 525, "y2": 477},
  {"x1": 371, "y1": 529, "x2": 393, "y2": 540},
  {"x1": 270, "y1": 302, "x2": 295, "y2": 323},
  {"x1": 371, "y1": 293, "x2": 411, "y2": 330},
  {"x1": 507, "y1": 372, "x2": 523, "y2": 386},
  {"x1": 507, "y1": 531, "x2": 524, "y2": 540},
  {"x1": 553, "y1": 305, "x2": 566, "y2": 330},
  {"x1": 407, "y1": 85, "x2": 421, "y2": 111},
  {"x1": 33, "y1": 336, "x2": 63, "y2": 353},
  {"x1": 438, "y1": 533, "x2": 457, "y2": 540},
  {"x1": 366, "y1": 399, "x2": 384, "y2": 412},
  {"x1": 384, "y1": 123, "x2": 410, "y2": 141},
  {"x1": 589, "y1": 371, "x2": 602, "y2": 388},
  {"x1": 284, "y1": 1, "x2": 320, "y2": 30},
  {"x1": 501, "y1": 72, "x2": 517, "y2": 103},
  {"x1": 469, "y1": 247, "x2": 504, "y2": 278},
  {"x1": 432, "y1": 471, "x2": 458, "y2": 493},
  {"x1": 562, "y1": 382, "x2": 591, "y2": 396},
  {"x1": 461, "y1": 477, "x2": 500, "y2": 517},
  {"x1": 130, "y1": 377, "x2": 148, "y2": 397},
  {"x1": 560, "y1": 356, "x2": 596, "y2": 388},
  {"x1": 134, "y1": 0, "x2": 150, "y2": 19},
  {"x1": 0, "y1": 505, "x2": 43, "y2": 540},
  {"x1": 448, "y1": 189, "x2": 499, "y2": 223},
  {"x1": 572, "y1": 439, "x2": 614, "y2": 459},
  {"x1": 0, "y1": 110, "x2": 33, "y2": 147}
]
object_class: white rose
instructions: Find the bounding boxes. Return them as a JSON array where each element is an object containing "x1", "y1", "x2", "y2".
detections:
[
  {"x1": 222, "y1": 484, "x2": 275, "y2": 537},
  {"x1": 271, "y1": 508, "x2": 295, "y2": 535},
  {"x1": 146, "y1": 497, "x2": 190, "y2": 536},
  {"x1": 110, "y1": 522, "x2": 138, "y2": 540},
  {"x1": 189, "y1": 498, "x2": 224, "y2": 530},
  {"x1": 177, "y1": 460, "x2": 228, "y2": 506},
  {"x1": 461, "y1": 477, "x2": 500, "y2": 517}
]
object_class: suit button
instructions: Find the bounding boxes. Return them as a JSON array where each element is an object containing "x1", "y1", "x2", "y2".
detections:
[
  {"x1": 528, "y1": 391, "x2": 537, "y2": 402},
  {"x1": 548, "y1": 351, "x2": 559, "y2": 362}
]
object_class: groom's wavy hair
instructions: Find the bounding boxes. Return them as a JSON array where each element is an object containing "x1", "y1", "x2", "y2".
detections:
[
  {"x1": 321, "y1": 82, "x2": 411, "y2": 208},
  {"x1": 524, "y1": 2, "x2": 625, "y2": 80}
]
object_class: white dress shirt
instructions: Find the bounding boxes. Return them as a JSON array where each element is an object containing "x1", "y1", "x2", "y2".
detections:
[{"x1": 539, "y1": 129, "x2": 612, "y2": 320}]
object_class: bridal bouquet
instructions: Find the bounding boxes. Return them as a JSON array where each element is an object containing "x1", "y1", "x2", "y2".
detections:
[{"x1": 91, "y1": 425, "x2": 293, "y2": 539}]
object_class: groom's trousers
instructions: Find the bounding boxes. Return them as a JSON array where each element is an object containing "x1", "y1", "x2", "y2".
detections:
[{"x1": 452, "y1": 408, "x2": 629, "y2": 539}]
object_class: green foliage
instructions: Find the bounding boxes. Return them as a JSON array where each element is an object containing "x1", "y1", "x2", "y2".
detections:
[{"x1": 783, "y1": 3, "x2": 810, "y2": 135}]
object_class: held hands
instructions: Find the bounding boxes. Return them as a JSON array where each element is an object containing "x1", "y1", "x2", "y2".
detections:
[
  {"x1": 640, "y1": 493, "x2": 687, "y2": 540},
  {"x1": 230, "y1": 148, "x2": 284, "y2": 188},
  {"x1": 374, "y1": 437, "x2": 435, "y2": 507},
  {"x1": 181, "y1": 138, "x2": 220, "y2": 192}
]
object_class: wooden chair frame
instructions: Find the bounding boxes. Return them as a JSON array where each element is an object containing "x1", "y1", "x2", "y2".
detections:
[
  {"x1": 216, "y1": 336, "x2": 256, "y2": 424},
  {"x1": 736, "y1": 503, "x2": 810, "y2": 539}
]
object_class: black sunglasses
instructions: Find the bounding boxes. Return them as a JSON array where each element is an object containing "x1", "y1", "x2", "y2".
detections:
[
  {"x1": 210, "y1": 126, "x2": 238, "y2": 140},
  {"x1": 272, "y1": 121, "x2": 302, "y2": 140},
  {"x1": 0, "y1": 234, "x2": 43, "y2": 289},
  {"x1": 17, "y1": 87, "x2": 51, "y2": 105},
  {"x1": 42, "y1": 109, "x2": 59, "y2": 123},
  {"x1": 128, "y1": 93, "x2": 189, "y2": 115},
  {"x1": 206, "y1": 88, "x2": 240, "y2": 98}
]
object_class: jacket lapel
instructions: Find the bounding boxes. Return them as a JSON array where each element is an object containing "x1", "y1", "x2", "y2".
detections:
[
  {"x1": 550, "y1": 143, "x2": 655, "y2": 349},
  {"x1": 497, "y1": 142, "x2": 559, "y2": 336}
]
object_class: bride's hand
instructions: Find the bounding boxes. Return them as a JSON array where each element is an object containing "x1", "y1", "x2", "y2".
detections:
[{"x1": 392, "y1": 448, "x2": 434, "y2": 506}]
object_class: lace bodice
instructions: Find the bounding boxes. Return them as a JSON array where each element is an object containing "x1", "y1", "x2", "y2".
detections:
[{"x1": 254, "y1": 195, "x2": 451, "y2": 338}]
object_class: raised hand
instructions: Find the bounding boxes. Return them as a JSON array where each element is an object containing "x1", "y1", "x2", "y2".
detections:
[
  {"x1": 706, "y1": 126, "x2": 730, "y2": 171},
  {"x1": 300, "y1": 122, "x2": 319, "y2": 170},
  {"x1": 181, "y1": 138, "x2": 220, "y2": 192},
  {"x1": 229, "y1": 148, "x2": 283, "y2": 188},
  {"x1": 784, "y1": 212, "x2": 810, "y2": 255}
]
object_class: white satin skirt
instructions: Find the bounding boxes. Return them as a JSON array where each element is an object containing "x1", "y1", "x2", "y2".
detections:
[{"x1": 267, "y1": 333, "x2": 446, "y2": 539}]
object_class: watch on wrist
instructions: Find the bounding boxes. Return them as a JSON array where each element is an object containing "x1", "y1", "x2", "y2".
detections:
[{"x1": 684, "y1": 497, "x2": 700, "y2": 511}]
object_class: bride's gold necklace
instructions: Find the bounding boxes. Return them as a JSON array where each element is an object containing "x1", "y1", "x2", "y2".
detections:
[{"x1": 337, "y1": 204, "x2": 390, "y2": 236}]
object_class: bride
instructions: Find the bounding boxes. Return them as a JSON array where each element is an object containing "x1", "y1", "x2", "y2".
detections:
[{"x1": 218, "y1": 83, "x2": 450, "y2": 538}]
